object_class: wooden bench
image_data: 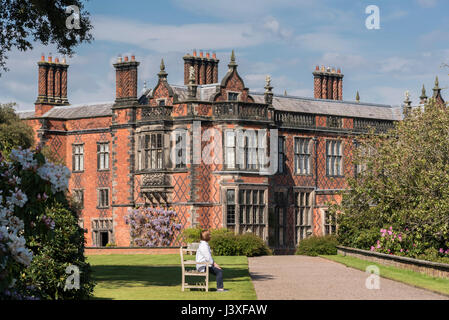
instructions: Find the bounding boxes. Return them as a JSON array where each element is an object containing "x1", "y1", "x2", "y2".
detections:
[{"x1": 180, "y1": 246, "x2": 210, "y2": 292}]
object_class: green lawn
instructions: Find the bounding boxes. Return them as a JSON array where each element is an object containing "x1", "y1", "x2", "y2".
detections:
[
  {"x1": 87, "y1": 254, "x2": 257, "y2": 300},
  {"x1": 322, "y1": 254, "x2": 449, "y2": 297}
]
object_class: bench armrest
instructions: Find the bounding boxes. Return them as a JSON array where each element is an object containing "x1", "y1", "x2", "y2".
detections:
[{"x1": 183, "y1": 260, "x2": 209, "y2": 265}]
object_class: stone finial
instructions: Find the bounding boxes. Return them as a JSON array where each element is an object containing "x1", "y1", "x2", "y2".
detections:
[
  {"x1": 403, "y1": 90, "x2": 412, "y2": 117},
  {"x1": 265, "y1": 75, "x2": 271, "y2": 89},
  {"x1": 264, "y1": 75, "x2": 273, "y2": 105},
  {"x1": 420, "y1": 84, "x2": 428, "y2": 104},
  {"x1": 432, "y1": 75, "x2": 445, "y2": 104},
  {"x1": 160, "y1": 58, "x2": 165, "y2": 71},
  {"x1": 228, "y1": 49, "x2": 237, "y2": 68},
  {"x1": 405, "y1": 90, "x2": 411, "y2": 103},
  {"x1": 158, "y1": 58, "x2": 168, "y2": 78},
  {"x1": 356, "y1": 91, "x2": 360, "y2": 103},
  {"x1": 284, "y1": 90, "x2": 288, "y2": 96}
]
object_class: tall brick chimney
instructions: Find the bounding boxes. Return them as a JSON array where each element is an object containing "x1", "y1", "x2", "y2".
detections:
[
  {"x1": 313, "y1": 65, "x2": 344, "y2": 100},
  {"x1": 183, "y1": 51, "x2": 219, "y2": 85},
  {"x1": 113, "y1": 55, "x2": 140, "y2": 102},
  {"x1": 35, "y1": 55, "x2": 69, "y2": 116}
]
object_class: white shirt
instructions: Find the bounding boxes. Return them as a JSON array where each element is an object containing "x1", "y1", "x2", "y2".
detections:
[{"x1": 196, "y1": 240, "x2": 214, "y2": 271}]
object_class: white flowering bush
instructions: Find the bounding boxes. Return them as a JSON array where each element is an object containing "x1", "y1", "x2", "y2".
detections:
[{"x1": 0, "y1": 147, "x2": 76, "y2": 300}]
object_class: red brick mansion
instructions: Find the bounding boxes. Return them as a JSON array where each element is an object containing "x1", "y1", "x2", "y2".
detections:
[{"x1": 20, "y1": 50, "x2": 437, "y2": 251}]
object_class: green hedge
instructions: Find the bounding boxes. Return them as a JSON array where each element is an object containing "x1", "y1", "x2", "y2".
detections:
[
  {"x1": 182, "y1": 228, "x2": 271, "y2": 257},
  {"x1": 296, "y1": 235, "x2": 338, "y2": 256},
  {"x1": 210, "y1": 233, "x2": 272, "y2": 257}
]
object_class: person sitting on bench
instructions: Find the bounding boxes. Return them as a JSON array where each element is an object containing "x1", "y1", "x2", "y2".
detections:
[{"x1": 196, "y1": 230, "x2": 227, "y2": 292}]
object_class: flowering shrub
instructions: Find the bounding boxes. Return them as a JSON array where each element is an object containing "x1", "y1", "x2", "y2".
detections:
[
  {"x1": 0, "y1": 147, "x2": 93, "y2": 300},
  {"x1": 370, "y1": 226, "x2": 420, "y2": 257},
  {"x1": 125, "y1": 207, "x2": 182, "y2": 247}
]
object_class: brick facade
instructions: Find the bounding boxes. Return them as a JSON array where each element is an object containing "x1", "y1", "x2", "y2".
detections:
[{"x1": 22, "y1": 52, "x2": 405, "y2": 250}]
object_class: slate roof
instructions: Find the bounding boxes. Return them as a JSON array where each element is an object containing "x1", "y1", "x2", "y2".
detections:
[
  {"x1": 251, "y1": 93, "x2": 403, "y2": 121},
  {"x1": 17, "y1": 111, "x2": 36, "y2": 119},
  {"x1": 44, "y1": 103, "x2": 113, "y2": 119},
  {"x1": 17, "y1": 85, "x2": 403, "y2": 121}
]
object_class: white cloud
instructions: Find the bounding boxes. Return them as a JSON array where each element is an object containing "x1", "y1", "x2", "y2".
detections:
[
  {"x1": 295, "y1": 33, "x2": 357, "y2": 53},
  {"x1": 379, "y1": 57, "x2": 415, "y2": 73},
  {"x1": 416, "y1": 0, "x2": 438, "y2": 8},
  {"x1": 92, "y1": 16, "x2": 267, "y2": 52},
  {"x1": 320, "y1": 52, "x2": 366, "y2": 71}
]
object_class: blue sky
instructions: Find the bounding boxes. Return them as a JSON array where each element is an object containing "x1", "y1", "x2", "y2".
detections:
[{"x1": 1, "y1": 0, "x2": 449, "y2": 111}]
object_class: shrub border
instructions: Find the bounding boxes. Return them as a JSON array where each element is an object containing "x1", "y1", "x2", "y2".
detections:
[{"x1": 337, "y1": 246, "x2": 449, "y2": 279}]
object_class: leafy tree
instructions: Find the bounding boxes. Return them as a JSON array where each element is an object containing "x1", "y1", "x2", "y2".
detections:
[
  {"x1": 332, "y1": 98, "x2": 449, "y2": 256},
  {"x1": 0, "y1": 102, "x2": 34, "y2": 154},
  {"x1": 0, "y1": 0, "x2": 93, "y2": 74},
  {"x1": 0, "y1": 147, "x2": 94, "y2": 299},
  {"x1": 19, "y1": 204, "x2": 95, "y2": 299}
]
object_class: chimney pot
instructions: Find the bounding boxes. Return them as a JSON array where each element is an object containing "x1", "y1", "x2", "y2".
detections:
[
  {"x1": 212, "y1": 52, "x2": 217, "y2": 59},
  {"x1": 193, "y1": 50, "x2": 197, "y2": 57},
  {"x1": 200, "y1": 51, "x2": 204, "y2": 58},
  {"x1": 206, "y1": 52, "x2": 210, "y2": 59},
  {"x1": 41, "y1": 55, "x2": 45, "y2": 62},
  {"x1": 131, "y1": 55, "x2": 135, "y2": 61},
  {"x1": 315, "y1": 65, "x2": 319, "y2": 71},
  {"x1": 124, "y1": 56, "x2": 129, "y2": 62},
  {"x1": 55, "y1": 57, "x2": 59, "y2": 63},
  {"x1": 48, "y1": 56, "x2": 52, "y2": 63}
]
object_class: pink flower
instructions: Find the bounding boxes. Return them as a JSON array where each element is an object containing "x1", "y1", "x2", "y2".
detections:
[
  {"x1": 440, "y1": 248, "x2": 444, "y2": 254},
  {"x1": 370, "y1": 246, "x2": 375, "y2": 251}
]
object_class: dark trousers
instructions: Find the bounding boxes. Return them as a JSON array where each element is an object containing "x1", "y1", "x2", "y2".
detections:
[{"x1": 209, "y1": 266, "x2": 223, "y2": 289}]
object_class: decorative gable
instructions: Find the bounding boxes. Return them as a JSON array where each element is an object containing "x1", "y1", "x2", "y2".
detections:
[{"x1": 213, "y1": 50, "x2": 254, "y2": 103}]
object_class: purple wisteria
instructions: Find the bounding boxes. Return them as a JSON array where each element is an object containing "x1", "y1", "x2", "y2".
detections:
[{"x1": 125, "y1": 207, "x2": 182, "y2": 247}]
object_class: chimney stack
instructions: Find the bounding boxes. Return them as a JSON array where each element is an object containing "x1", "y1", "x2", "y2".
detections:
[
  {"x1": 313, "y1": 66, "x2": 344, "y2": 100},
  {"x1": 183, "y1": 50, "x2": 219, "y2": 85},
  {"x1": 35, "y1": 55, "x2": 69, "y2": 116},
  {"x1": 113, "y1": 55, "x2": 140, "y2": 103}
]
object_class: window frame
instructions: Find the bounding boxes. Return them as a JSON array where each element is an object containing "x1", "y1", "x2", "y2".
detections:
[
  {"x1": 238, "y1": 188, "x2": 266, "y2": 238},
  {"x1": 97, "y1": 142, "x2": 110, "y2": 171},
  {"x1": 294, "y1": 190, "x2": 313, "y2": 244},
  {"x1": 97, "y1": 188, "x2": 110, "y2": 209},
  {"x1": 227, "y1": 92, "x2": 239, "y2": 101},
  {"x1": 294, "y1": 137, "x2": 312, "y2": 176},
  {"x1": 174, "y1": 130, "x2": 187, "y2": 169},
  {"x1": 325, "y1": 139, "x2": 343, "y2": 177},
  {"x1": 323, "y1": 210, "x2": 337, "y2": 235},
  {"x1": 278, "y1": 136, "x2": 285, "y2": 174},
  {"x1": 72, "y1": 143, "x2": 84, "y2": 172},
  {"x1": 141, "y1": 132, "x2": 164, "y2": 170}
]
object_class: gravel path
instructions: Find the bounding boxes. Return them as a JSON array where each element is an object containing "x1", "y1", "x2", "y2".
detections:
[{"x1": 248, "y1": 256, "x2": 448, "y2": 300}]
